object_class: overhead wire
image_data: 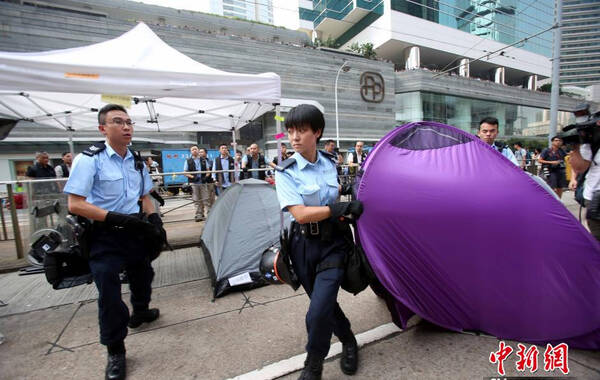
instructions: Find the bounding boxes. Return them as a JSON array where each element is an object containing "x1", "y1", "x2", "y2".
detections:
[
  {"x1": 432, "y1": 23, "x2": 557, "y2": 77},
  {"x1": 432, "y1": 0, "x2": 553, "y2": 34},
  {"x1": 404, "y1": 0, "x2": 552, "y2": 46}
]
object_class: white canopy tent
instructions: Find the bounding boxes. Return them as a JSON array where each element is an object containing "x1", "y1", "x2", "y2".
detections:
[{"x1": 0, "y1": 23, "x2": 283, "y2": 143}]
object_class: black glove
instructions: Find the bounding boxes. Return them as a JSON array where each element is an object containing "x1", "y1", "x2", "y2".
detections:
[
  {"x1": 150, "y1": 190, "x2": 165, "y2": 206},
  {"x1": 105, "y1": 212, "x2": 154, "y2": 233},
  {"x1": 329, "y1": 200, "x2": 364, "y2": 221}
]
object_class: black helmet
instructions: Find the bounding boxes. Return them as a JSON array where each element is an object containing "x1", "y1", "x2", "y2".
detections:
[
  {"x1": 28, "y1": 229, "x2": 63, "y2": 267},
  {"x1": 260, "y1": 245, "x2": 300, "y2": 290}
]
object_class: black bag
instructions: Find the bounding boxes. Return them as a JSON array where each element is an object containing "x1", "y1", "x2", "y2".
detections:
[
  {"x1": 44, "y1": 247, "x2": 92, "y2": 289},
  {"x1": 587, "y1": 190, "x2": 600, "y2": 221},
  {"x1": 341, "y1": 221, "x2": 376, "y2": 295},
  {"x1": 575, "y1": 170, "x2": 587, "y2": 207}
]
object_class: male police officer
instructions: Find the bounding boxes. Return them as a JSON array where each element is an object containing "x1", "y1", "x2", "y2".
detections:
[
  {"x1": 477, "y1": 117, "x2": 519, "y2": 166},
  {"x1": 64, "y1": 104, "x2": 162, "y2": 380}
]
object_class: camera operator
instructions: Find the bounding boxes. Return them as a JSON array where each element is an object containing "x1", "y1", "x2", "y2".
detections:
[
  {"x1": 64, "y1": 104, "x2": 165, "y2": 380},
  {"x1": 538, "y1": 136, "x2": 568, "y2": 199}
]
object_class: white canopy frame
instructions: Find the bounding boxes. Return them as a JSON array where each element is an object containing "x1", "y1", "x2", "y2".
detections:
[{"x1": 0, "y1": 22, "x2": 284, "y2": 151}]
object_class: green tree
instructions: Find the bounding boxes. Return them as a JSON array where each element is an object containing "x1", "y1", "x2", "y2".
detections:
[{"x1": 347, "y1": 42, "x2": 377, "y2": 59}]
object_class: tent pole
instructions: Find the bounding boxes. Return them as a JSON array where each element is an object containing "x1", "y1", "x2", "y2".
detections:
[
  {"x1": 66, "y1": 114, "x2": 74, "y2": 155},
  {"x1": 276, "y1": 104, "x2": 284, "y2": 230},
  {"x1": 230, "y1": 117, "x2": 237, "y2": 182}
]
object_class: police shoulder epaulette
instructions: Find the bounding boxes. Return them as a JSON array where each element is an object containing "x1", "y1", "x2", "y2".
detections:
[
  {"x1": 275, "y1": 157, "x2": 297, "y2": 172},
  {"x1": 319, "y1": 150, "x2": 337, "y2": 164},
  {"x1": 82, "y1": 142, "x2": 106, "y2": 156}
]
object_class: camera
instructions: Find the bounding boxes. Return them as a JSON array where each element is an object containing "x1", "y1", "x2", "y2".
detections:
[{"x1": 559, "y1": 103, "x2": 600, "y2": 146}]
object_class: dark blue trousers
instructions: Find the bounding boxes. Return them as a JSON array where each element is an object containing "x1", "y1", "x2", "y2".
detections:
[
  {"x1": 290, "y1": 226, "x2": 354, "y2": 359},
  {"x1": 88, "y1": 228, "x2": 154, "y2": 346}
]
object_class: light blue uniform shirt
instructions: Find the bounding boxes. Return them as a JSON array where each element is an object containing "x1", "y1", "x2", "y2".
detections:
[
  {"x1": 64, "y1": 143, "x2": 153, "y2": 214},
  {"x1": 275, "y1": 152, "x2": 339, "y2": 217},
  {"x1": 490, "y1": 143, "x2": 519, "y2": 166}
]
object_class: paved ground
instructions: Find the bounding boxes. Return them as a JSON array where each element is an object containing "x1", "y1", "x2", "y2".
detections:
[{"x1": 0, "y1": 190, "x2": 598, "y2": 379}]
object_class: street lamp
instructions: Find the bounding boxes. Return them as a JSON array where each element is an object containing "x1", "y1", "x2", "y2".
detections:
[{"x1": 335, "y1": 61, "x2": 351, "y2": 148}]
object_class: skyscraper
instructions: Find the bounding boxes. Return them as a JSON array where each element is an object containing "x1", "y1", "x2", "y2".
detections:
[
  {"x1": 560, "y1": 0, "x2": 600, "y2": 87},
  {"x1": 211, "y1": 0, "x2": 274, "y2": 24}
]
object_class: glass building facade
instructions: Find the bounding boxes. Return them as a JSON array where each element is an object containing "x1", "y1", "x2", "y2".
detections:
[
  {"x1": 390, "y1": 0, "x2": 552, "y2": 57},
  {"x1": 396, "y1": 92, "x2": 574, "y2": 137},
  {"x1": 214, "y1": 0, "x2": 274, "y2": 24},
  {"x1": 301, "y1": 0, "x2": 553, "y2": 57},
  {"x1": 560, "y1": 0, "x2": 600, "y2": 86}
]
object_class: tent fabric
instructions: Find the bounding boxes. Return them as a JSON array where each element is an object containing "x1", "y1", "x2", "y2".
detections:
[
  {"x1": 201, "y1": 179, "x2": 284, "y2": 298},
  {"x1": 0, "y1": 23, "x2": 280, "y2": 102},
  {"x1": 356, "y1": 121, "x2": 600, "y2": 349}
]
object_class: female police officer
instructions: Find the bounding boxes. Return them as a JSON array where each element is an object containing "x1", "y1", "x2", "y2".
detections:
[{"x1": 275, "y1": 104, "x2": 364, "y2": 379}]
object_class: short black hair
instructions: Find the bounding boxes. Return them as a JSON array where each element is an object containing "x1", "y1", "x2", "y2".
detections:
[
  {"x1": 198, "y1": 147, "x2": 207, "y2": 153},
  {"x1": 479, "y1": 117, "x2": 499, "y2": 130},
  {"x1": 325, "y1": 139, "x2": 335, "y2": 146},
  {"x1": 285, "y1": 104, "x2": 325, "y2": 143},
  {"x1": 61, "y1": 152, "x2": 70, "y2": 157},
  {"x1": 551, "y1": 135, "x2": 562, "y2": 141},
  {"x1": 219, "y1": 143, "x2": 229, "y2": 149},
  {"x1": 514, "y1": 142, "x2": 523, "y2": 148},
  {"x1": 98, "y1": 104, "x2": 127, "y2": 125}
]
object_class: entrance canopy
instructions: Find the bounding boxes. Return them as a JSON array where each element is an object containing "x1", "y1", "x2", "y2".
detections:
[{"x1": 0, "y1": 23, "x2": 281, "y2": 133}]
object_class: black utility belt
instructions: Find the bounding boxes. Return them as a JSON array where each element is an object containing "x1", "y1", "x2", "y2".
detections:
[{"x1": 292, "y1": 220, "x2": 335, "y2": 240}]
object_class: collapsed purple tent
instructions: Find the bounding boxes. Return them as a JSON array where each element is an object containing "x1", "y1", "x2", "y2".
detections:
[{"x1": 356, "y1": 121, "x2": 600, "y2": 350}]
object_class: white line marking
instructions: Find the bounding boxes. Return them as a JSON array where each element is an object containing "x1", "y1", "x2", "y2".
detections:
[{"x1": 228, "y1": 322, "x2": 401, "y2": 380}]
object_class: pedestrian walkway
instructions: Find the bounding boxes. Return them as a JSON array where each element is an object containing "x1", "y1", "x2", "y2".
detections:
[{"x1": 0, "y1": 191, "x2": 598, "y2": 379}]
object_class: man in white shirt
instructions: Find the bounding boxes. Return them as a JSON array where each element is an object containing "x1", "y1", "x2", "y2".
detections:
[
  {"x1": 347, "y1": 141, "x2": 367, "y2": 175},
  {"x1": 571, "y1": 142, "x2": 600, "y2": 241}
]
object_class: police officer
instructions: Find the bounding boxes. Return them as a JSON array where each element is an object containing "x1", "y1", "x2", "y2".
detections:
[
  {"x1": 275, "y1": 104, "x2": 364, "y2": 379},
  {"x1": 64, "y1": 104, "x2": 162, "y2": 380},
  {"x1": 477, "y1": 117, "x2": 519, "y2": 166}
]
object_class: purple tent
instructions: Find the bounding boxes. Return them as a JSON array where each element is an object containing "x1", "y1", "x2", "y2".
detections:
[{"x1": 356, "y1": 121, "x2": 600, "y2": 349}]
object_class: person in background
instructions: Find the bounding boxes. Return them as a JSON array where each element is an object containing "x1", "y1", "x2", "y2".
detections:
[
  {"x1": 242, "y1": 143, "x2": 267, "y2": 180},
  {"x1": 539, "y1": 136, "x2": 568, "y2": 198},
  {"x1": 55, "y1": 152, "x2": 73, "y2": 178},
  {"x1": 269, "y1": 143, "x2": 288, "y2": 168},
  {"x1": 212, "y1": 143, "x2": 235, "y2": 195},
  {"x1": 183, "y1": 146, "x2": 214, "y2": 222},
  {"x1": 26, "y1": 151, "x2": 56, "y2": 179},
  {"x1": 532, "y1": 148, "x2": 542, "y2": 176},
  {"x1": 513, "y1": 142, "x2": 527, "y2": 170},
  {"x1": 234, "y1": 150, "x2": 243, "y2": 183},
  {"x1": 346, "y1": 141, "x2": 367, "y2": 175}
]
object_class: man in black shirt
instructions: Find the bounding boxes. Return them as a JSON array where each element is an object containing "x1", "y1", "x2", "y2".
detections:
[{"x1": 26, "y1": 151, "x2": 56, "y2": 179}]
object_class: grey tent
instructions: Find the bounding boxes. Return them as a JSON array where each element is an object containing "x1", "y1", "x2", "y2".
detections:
[{"x1": 201, "y1": 179, "x2": 287, "y2": 298}]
